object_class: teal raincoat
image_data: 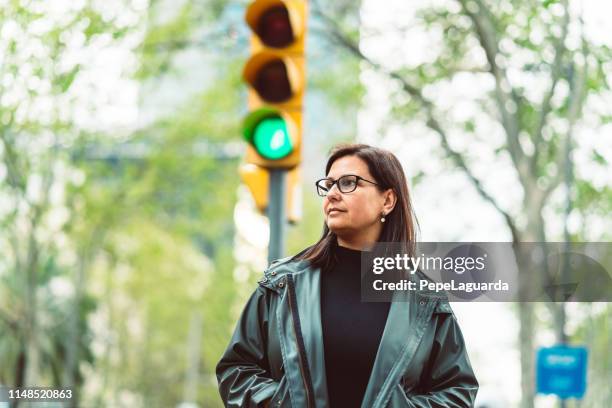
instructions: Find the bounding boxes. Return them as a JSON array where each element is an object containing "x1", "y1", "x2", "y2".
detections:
[{"x1": 216, "y1": 256, "x2": 478, "y2": 407}]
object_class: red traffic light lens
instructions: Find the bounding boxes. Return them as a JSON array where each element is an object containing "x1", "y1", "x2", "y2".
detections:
[
  {"x1": 257, "y1": 6, "x2": 294, "y2": 48},
  {"x1": 254, "y1": 59, "x2": 292, "y2": 103}
]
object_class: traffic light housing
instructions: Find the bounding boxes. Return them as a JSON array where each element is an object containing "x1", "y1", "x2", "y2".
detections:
[
  {"x1": 239, "y1": 164, "x2": 302, "y2": 223},
  {"x1": 242, "y1": 0, "x2": 307, "y2": 169}
]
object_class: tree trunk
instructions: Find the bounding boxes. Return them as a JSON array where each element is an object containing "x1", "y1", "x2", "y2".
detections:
[
  {"x1": 518, "y1": 301, "x2": 535, "y2": 408},
  {"x1": 517, "y1": 197, "x2": 548, "y2": 408},
  {"x1": 24, "y1": 235, "x2": 41, "y2": 388}
]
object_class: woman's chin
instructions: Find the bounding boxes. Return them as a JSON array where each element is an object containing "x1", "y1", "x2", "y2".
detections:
[{"x1": 327, "y1": 220, "x2": 348, "y2": 233}]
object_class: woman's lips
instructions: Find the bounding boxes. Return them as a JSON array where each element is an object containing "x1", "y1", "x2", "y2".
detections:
[{"x1": 328, "y1": 209, "x2": 345, "y2": 215}]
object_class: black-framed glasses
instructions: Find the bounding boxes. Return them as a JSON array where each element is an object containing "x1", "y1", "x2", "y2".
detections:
[{"x1": 315, "y1": 174, "x2": 379, "y2": 197}]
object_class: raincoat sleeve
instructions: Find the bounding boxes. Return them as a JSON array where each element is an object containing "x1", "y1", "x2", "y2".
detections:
[
  {"x1": 405, "y1": 302, "x2": 479, "y2": 407},
  {"x1": 216, "y1": 285, "x2": 278, "y2": 408}
]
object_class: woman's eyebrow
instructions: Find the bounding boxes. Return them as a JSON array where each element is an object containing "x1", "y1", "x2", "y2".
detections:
[{"x1": 327, "y1": 173, "x2": 353, "y2": 179}]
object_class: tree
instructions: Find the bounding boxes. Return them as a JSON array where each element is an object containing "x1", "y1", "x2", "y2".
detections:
[
  {"x1": 0, "y1": 0, "x2": 148, "y2": 404},
  {"x1": 309, "y1": 0, "x2": 611, "y2": 406}
]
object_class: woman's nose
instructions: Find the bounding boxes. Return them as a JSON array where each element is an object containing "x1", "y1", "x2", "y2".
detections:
[{"x1": 326, "y1": 183, "x2": 341, "y2": 199}]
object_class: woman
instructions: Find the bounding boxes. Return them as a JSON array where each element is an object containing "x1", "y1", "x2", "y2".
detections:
[{"x1": 216, "y1": 143, "x2": 478, "y2": 407}]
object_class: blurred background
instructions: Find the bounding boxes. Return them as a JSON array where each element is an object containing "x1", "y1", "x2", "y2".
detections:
[{"x1": 0, "y1": 0, "x2": 610, "y2": 407}]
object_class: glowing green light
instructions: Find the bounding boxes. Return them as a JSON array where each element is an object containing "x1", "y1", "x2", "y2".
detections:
[{"x1": 252, "y1": 117, "x2": 293, "y2": 160}]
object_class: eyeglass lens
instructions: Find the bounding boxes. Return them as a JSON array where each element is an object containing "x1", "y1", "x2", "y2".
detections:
[{"x1": 317, "y1": 175, "x2": 358, "y2": 196}]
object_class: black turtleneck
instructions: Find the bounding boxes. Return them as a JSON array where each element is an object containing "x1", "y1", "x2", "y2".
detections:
[{"x1": 320, "y1": 244, "x2": 391, "y2": 408}]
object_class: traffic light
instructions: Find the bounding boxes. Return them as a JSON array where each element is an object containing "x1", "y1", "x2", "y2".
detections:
[
  {"x1": 239, "y1": 0, "x2": 307, "y2": 224},
  {"x1": 241, "y1": 0, "x2": 307, "y2": 169}
]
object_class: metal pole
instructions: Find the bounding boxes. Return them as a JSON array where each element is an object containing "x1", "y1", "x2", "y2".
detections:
[
  {"x1": 180, "y1": 311, "x2": 202, "y2": 408},
  {"x1": 268, "y1": 169, "x2": 287, "y2": 265}
]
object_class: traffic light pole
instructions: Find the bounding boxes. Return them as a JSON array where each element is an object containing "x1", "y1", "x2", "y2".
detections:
[
  {"x1": 242, "y1": 0, "x2": 308, "y2": 264},
  {"x1": 267, "y1": 169, "x2": 287, "y2": 264}
]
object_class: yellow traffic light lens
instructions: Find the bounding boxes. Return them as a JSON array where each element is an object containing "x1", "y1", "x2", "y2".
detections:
[
  {"x1": 254, "y1": 59, "x2": 292, "y2": 103},
  {"x1": 253, "y1": 116, "x2": 293, "y2": 160},
  {"x1": 257, "y1": 5, "x2": 294, "y2": 48}
]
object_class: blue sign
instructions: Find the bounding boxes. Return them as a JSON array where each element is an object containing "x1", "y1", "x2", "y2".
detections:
[{"x1": 536, "y1": 345, "x2": 588, "y2": 399}]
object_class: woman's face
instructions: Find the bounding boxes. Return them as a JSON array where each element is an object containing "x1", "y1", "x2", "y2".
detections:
[{"x1": 323, "y1": 155, "x2": 393, "y2": 241}]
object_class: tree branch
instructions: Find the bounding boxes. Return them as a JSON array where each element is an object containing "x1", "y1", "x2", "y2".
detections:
[
  {"x1": 456, "y1": 0, "x2": 529, "y2": 185},
  {"x1": 0, "y1": 129, "x2": 26, "y2": 192},
  {"x1": 0, "y1": 309, "x2": 18, "y2": 332},
  {"x1": 545, "y1": 32, "x2": 588, "y2": 198},
  {"x1": 532, "y1": 0, "x2": 571, "y2": 176}
]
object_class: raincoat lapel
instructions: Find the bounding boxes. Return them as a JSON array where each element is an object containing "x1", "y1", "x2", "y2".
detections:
[
  {"x1": 292, "y1": 266, "x2": 330, "y2": 407},
  {"x1": 360, "y1": 288, "x2": 438, "y2": 408}
]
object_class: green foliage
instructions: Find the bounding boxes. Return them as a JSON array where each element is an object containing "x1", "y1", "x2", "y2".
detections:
[
  {"x1": 91, "y1": 221, "x2": 214, "y2": 406},
  {"x1": 0, "y1": 0, "x2": 138, "y2": 392},
  {"x1": 137, "y1": 3, "x2": 197, "y2": 79},
  {"x1": 54, "y1": 65, "x2": 81, "y2": 93},
  {"x1": 573, "y1": 181, "x2": 612, "y2": 218}
]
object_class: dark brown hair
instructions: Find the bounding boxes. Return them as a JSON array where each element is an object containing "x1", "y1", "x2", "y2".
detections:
[{"x1": 293, "y1": 143, "x2": 420, "y2": 271}]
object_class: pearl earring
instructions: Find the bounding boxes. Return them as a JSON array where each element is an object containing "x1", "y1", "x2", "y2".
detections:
[{"x1": 381, "y1": 212, "x2": 386, "y2": 223}]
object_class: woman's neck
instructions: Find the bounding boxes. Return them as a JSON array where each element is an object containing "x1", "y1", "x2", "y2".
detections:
[
  {"x1": 337, "y1": 236, "x2": 376, "y2": 251},
  {"x1": 336, "y1": 221, "x2": 382, "y2": 251}
]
